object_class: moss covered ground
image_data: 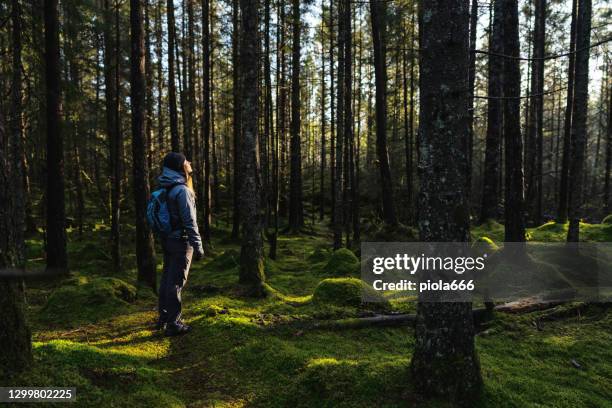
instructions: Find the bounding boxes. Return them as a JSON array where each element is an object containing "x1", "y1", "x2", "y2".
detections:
[{"x1": 10, "y1": 221, "x2": 612, "y2": 407}]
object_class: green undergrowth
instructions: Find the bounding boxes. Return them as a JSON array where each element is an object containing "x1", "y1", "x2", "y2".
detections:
[{"x1": 16, "y1": 221, "x2": 612, "y2": 407}]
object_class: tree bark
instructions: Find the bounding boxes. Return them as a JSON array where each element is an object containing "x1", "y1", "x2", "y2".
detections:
[
  {"x1": 467, "y1": 0, "x2": 477, "y2": 197},
  {"x1": 480, "y1": 0, "x2": 503, "y2": 223},
  {"x1": 288, "y1": 0, "x2": 304, "y2": 232},
  {"x1": 525, "y1": 0, "x2": 546, "y2": 225},
  {"x1": 557, "y1": 0, "x2": 578, "y2": 223},
  {"x1": 333, "y1": 0, "x2": 347, "y2": 249},
  {"x1": 319, "y1": 9, "x2": 327, "y2": 221},
  {"x1": 44, "y1": 0, "x2": 68, "y2": 272},
  {"x1": 104, "y1": 0, "x2": 122, "y2": 272},
  {"x1": 369, "y1": 0, "x2": 397, "y2": 226},
  {"x1": 130, "y1": 0, "x2": 158, "y2": 290},
  {"x1": 166, "y1": 0, "x2": 180, "y2": 152},
  {"x1": 566, "y1": 0, "x2": 592, "y2": 242},
  {"x1": 231, "y1": 0, "x2": 241, "y2": 239},
  {"x1": 604, "y1": 64, "x2": 612, "y2": 213},
  {"x1": 238, "y1": 0, "x2": 265, "y2": 297},
  {"x1": 411, "y1": 0, "x2": 482, "y2": 402},
  {"x1": 0, "y1": 2, "x2": 32, "y2": 379},
  {"x1": 503, "y1": 0, "x2": 526, "y2": 243},
  {"x1": 201, "y1": 0, "x2": 212, "y2": 249}
]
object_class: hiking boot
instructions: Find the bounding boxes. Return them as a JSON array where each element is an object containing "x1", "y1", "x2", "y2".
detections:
[
  {"x1": 164, "y1": 322, "x2": 192, "y2": 337},
  {"x1": 155, "y1": 320, "x2": 167, "y2": 331}
]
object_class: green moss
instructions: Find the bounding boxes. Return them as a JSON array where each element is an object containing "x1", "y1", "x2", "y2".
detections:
[
  {"x1": 206, "y1": 249, "x2": 240, "y2": 271},
  {"x1": 40, "y1": 277, "x2": 136, "y2": 326},
  {"x1": 312, "y1": 278, "x2": 389, "y2": 310},
  {"x1": 20, "y1": 225, "x2": 612, "y2": 407},
  {"x1": 323, "y1": 248, "x2": 359, "y2": 276},
  {"x1": 307, "y1": 247, "x2": 331, "y2": 263}
]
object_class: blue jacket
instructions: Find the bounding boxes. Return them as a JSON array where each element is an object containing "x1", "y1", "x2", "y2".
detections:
[{"x1": 158, "y1": 167, "x2": 204, "y2": 255}]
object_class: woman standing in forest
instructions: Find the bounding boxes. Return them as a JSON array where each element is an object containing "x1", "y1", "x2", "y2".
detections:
[{"x1": 156, "y1": 152, "x2": 205, "y2": 336}]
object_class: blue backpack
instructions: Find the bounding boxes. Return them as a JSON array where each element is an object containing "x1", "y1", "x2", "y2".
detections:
[{"x1": 146, "y1": 185, "x2": 178, "y2": 236}]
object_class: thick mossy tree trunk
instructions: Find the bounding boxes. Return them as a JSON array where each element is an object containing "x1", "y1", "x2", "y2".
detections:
[
  {"x1": 369, "y1": 0, "x2": 397, "y2": 226},
  {"x1": 130, "y1": 0, "x2": 157, "y2": 290},
  {"x1": 288, "y1": 0, "x2": 304, "y2": 232},
  {"x1": 502, "y1": 0, "x2": 526, "y2": 243},
  {"x1": 480, "y1": 0, "x2": 503, "y2": 223},
  {"x1": 566, "y1": 0, "x2": 592, "y2": 242},
  {"x1": 44, "y1": 0, "x2": 68, "y2": 272},
  {"x1": 411, "y1": 0, "x2": 482, "y2": 403},
  {"x1": 0, "y1": 72, "x2": 32, "y2": 380},
  {"x1": 238, "y1": 0, "x2": 265, "y2": 297}
]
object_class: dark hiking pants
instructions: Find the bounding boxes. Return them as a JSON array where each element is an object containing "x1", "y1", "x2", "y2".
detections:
[{"x1": 159, "y1": 238, "x2": 193, "y2": 327}]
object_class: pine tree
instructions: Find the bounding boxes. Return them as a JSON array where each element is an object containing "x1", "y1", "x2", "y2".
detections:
[{"x1": 411, "y1": 0, "x2": 482, "y2": 402}]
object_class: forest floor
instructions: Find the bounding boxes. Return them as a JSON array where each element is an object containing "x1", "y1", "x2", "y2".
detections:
[{"x1": 10, "y1": 220, "x2": 612, "y2": 407}]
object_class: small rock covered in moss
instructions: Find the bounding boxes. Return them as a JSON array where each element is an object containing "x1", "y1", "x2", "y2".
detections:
[
  {"x1": 312, "y1": 278, "x2": 389, "y2": 311},
  {"x1": 323, "y1": 248, "x2": 359, "y2": 276}
]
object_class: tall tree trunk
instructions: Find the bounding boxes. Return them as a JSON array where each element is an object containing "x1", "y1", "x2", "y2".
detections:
[
  {"x1": 604, "y1": 63, "x2": 612, "y2": 213},
  {"x1": 130, "y1": 0, "x2": 158, "y2": 290},
  {"x1": 467, "y1": 0, "x2": 477, "y2": 197},
  {"x1": 210, "y1": 2, "x2": 219, "y2": 217},
  {"x1": 480, "y1": 0, "x2": 503, "y2": 223},
  {"x1": 144, "y1": 0, "x2": 154, "y2": 172},
  {"x1": 166, "y1": 0, "x2": 180, "y2": 151},
  {"x1": 566, "y1": 0, "x2": 592, "y2": 242},
  {"x1": 369, "y1": 0, "x2": 397, "y2": 226},
  {"x1": 104, "y1": 0, "x2": 122, "y2": 272},
  {"x1": 288, "y1": 0, "x2": 304, "y2": 232},
  {"x1": 502, "y1": 0, "x2": 526, "y2": 243},
  {"x1": 45, "y1": 0, "x2": 67, "y2": 271},
  {"x1": 263, "y1": 0, "x2": 273, "y2": 226},
  {"x1": 238, "y1": 0, "x2": 265, "y2": 297},
  {"x1": 408, "y1": 7, "x2": 416, "y2": 223},
  {"x1": 319, "y1": 10, "x2": 327, "y2": 221},
  {"x1": 525, "y1": 0, "x2": 546, "y2": 225},
  {"x1": 329, "y1": 0, "x2": 336, "y2": 224},
  {"x1": 231, "y1": 0, "x2": 241, "y2": 239},
  {"x1": 10, "y1": 0, "x2": 25, "y2": 257},
  {"x1": 201, "y1": 0, "x2": 212, "y2": 249},
  {"x1": 0, "y1": 1, "x2": 32, "y2": 379},
  {"x1": 411, "y1": 0, "x2": 482, "y2": 402},
  {"x1": 557, "y1": 0, "x2": 578, "y2": 223},
  {"x1": 155, "y1": 0, "x2": 165, "y2": 152},
  {"x1": 333, "y1": 0, "x2": 347, "y2": 249}
]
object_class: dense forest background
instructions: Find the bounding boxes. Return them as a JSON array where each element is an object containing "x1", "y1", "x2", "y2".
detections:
[
  {"x1": 1, "y1": 0, "x2": 610, "y2": 265},
  {"x1": 1, "y1": 0, "x2": 611, "y2": 405}
]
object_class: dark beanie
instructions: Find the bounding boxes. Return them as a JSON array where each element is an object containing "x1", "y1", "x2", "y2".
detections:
[{"x1": 163, "y1": 152, "x2": 187, "y2": 173}]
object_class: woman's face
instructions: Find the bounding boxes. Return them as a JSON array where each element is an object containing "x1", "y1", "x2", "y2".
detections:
[{"x1": 184, "y1": 160, "x2": 193, "y2": 176}]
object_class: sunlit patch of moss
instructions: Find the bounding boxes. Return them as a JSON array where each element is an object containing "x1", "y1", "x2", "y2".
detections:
[{"x1": 40, "y1": 277, "x2": 137, "y2": 327}]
